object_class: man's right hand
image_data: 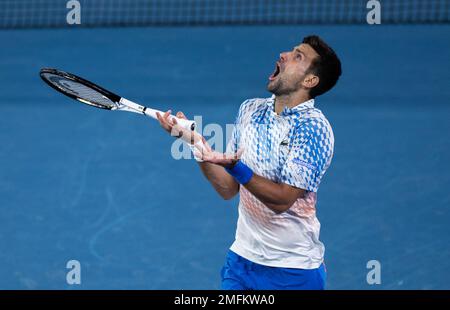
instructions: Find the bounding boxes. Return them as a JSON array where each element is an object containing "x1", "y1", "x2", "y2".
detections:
[
  {"x1": 156, "y1": 110, "x2": 203, "y2": 146},
  {"x1": 156, "y1": 110, "x2": 239, "y2": 199}
]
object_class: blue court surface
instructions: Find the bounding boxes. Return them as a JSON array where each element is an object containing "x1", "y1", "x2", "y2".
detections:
[{"x1": 0, "y1": 25, "x2": 449, "y2": 289}]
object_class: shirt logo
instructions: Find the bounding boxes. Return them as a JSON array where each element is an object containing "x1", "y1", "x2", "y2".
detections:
[{"x1": 292, "y1": 158, "x2": 317, "y2": 171}]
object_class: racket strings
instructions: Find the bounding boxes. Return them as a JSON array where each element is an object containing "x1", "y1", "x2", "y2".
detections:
[{"x1": 42, "y1": 73, "x2": 117, "y2": 109}]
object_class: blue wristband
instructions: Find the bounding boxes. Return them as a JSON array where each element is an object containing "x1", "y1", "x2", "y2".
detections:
[{"x1": 225, "y1": 161, "x2": 253, "y2": 185}]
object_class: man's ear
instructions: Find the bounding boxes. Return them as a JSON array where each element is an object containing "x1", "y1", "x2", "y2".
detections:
[{"x1": 302, "y1": 74, "x2": 319, "y2": 90}]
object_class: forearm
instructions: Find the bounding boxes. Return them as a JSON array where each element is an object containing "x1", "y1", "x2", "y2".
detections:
[
  {"x1": 197, "y1": 161, "x2": 239, "y2": 200},
  {"x1": 226, "y1": 162, "x2": 304, "y2": 213},
  {"x1": 244, "y1": 175, "x2": 300, "y2": 213}
]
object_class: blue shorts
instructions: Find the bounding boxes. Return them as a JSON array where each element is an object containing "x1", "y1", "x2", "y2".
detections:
[{"x1": 221, "y1": 250, "x2": 326, "y2": 290}]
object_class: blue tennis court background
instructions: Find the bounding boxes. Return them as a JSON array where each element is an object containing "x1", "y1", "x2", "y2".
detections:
[{"x1": 0, "y1": 25, "x2": 449, "y2": 289}]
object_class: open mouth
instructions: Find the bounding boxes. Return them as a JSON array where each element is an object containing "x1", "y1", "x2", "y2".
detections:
[{"x1": 269, "y1": 62, "x2": 281, "y2": 81}]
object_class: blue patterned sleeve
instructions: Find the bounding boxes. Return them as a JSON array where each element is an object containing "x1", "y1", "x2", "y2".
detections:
[
  {"x1": 226, "y1": 99, "x2": 250, "y2": 154},
  {"x1": 280, "y1": 118, "x2": 334, "y2": 192}
]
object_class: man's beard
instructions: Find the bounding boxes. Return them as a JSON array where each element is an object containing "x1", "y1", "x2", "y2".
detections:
[{"x1": 267, "y1": 76, "x2": 299, "y2": 96}]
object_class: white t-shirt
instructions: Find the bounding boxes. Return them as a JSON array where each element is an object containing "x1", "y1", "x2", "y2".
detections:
[{"x1": 227, "y1": 96, "x2": 334, "y2": 269}]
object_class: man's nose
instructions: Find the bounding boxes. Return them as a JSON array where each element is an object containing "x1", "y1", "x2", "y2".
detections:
[{"x1": 279, "y1": 52, "x2": 288, "y2": 62}]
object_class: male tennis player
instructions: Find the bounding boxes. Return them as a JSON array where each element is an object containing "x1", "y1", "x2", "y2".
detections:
[{"x1": 157, "y1": 35, "x2": 341, "y2": 290}]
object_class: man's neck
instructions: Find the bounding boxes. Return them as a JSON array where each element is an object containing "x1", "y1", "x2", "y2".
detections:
[{"x1": 274, "y1": 92, "x2": 311, "y2": 114}]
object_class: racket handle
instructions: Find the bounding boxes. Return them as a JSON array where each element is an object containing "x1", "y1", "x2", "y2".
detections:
[{"x1": 144, "y1": 108, "x2": 196, "y2": 131}]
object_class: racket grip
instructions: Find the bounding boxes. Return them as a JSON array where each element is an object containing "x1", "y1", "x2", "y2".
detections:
[
  {"x1": 172, "y1": 116, "x2": 196, "y2": 131},
  {"x1": 144, "y1": 108, "x2": 196, "y2": 131}
]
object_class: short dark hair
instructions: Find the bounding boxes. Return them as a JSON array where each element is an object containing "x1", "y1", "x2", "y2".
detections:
[{"x1": 302, "y1": 35, "x2": 342, "y2": 98}]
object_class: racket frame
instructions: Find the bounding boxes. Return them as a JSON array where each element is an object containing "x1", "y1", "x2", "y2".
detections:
[{"x1": 40, "y1": 68, "x2": 195, "y2": 131}]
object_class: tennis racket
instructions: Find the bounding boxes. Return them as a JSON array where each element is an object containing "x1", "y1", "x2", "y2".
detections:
[{"x1": 39, "y1": 68, "x2": 196, "y2": 131}]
